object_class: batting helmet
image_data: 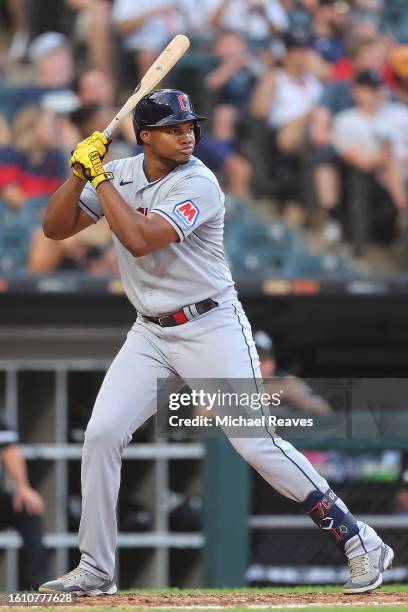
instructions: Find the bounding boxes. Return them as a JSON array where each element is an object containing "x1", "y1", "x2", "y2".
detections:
[{"x1": 133, "y1": 89, "x2": 206, "y2": 145}]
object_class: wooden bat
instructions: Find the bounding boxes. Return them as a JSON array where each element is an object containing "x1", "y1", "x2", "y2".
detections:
[{"x1": 103, "y1": 34, "x2": 190, "y2": 139}]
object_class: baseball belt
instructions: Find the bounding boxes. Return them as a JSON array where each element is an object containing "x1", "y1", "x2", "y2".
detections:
[{"x1": 142, "y1": 298, "x2": 218, "y2": 327}]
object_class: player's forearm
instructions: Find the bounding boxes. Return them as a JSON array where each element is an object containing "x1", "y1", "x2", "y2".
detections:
[
  {"x1": 43, "y1": 176, "x2": 85, "y2": 240},
  {"x1": 96, "y1": 182, "x2": 152, "y2": 256},
  {"x1": 2, "y1": 445, "x2": 29, "y2": 489}
]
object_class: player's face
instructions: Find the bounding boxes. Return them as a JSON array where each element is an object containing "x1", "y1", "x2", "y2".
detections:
[{"x1": 143, "y1": 121, "x2": 196, "y2": 165}]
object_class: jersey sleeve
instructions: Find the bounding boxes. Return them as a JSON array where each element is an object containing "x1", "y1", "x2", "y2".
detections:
[
  {"x1": 77, "y1": 161, "x2": 115, "y2": 222},
  {"x1": 0, "y1": 420, "x2": 19, "y2": 450},
  {"x1": 150, "y1": 175, "x2": 223, "y2": 241}
]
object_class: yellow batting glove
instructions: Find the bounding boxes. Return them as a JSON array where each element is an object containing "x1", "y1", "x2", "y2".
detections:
[
  {"x1": 70, "y1": 158, "x2": 86, "y2": 180},
  {"x1": 69, "y1": 145, "x2": 113, "y2": 189},
  {"x1": 70, "y1": 132, "x2": 110, "y2": 180},
  {"x1": 75, "y1": 131, "x2": 110, "y2": 160}
]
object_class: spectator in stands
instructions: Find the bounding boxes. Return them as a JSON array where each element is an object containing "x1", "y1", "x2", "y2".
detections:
[
  {"x1": 309, "y1": 31, "x2": 388, "y2": 219},
  {"x1": 333, "y1": 69, "x2": 408, "y2": 239},
  {"x1": 205, "y1": 0, "x2": 289, "y2": 40},
  {"x1": 312, "y1": 0, "x2": 349, "y2": 81},
  {"x1": 251, "y1": 29, "x2": 323, "y2": 155},
  {"x1": 205, "y1": 29, "x2": 260, "y2": 111},
  {"x1": 331, "y1": 23, "x2": 388, "y2": 82},
  {"x1": 64, "y1": 0, "x2": 114, "y2": 87},
  {"x1": 195, "y1": 104, "x2": 252, "y2": 196},
  {"x1": 6, "y1": 0, "x2": 29, "y2": 61},
  {"x1": 0, "y1": 418, "x2": 48, "y2": 590},
  {"x1": 12, "y1": 32, "x2": 78, "y2": 114},
  {"x1": 73, "y1": 68, "x2": 114, "y2": 108},
  {"x1": 249, "y1": 29, "x2": 323, "y2": 208},
  {"x1": 0, "y1": 106, "x2": 66, "y2": 211},
  {"x1": 111, "y1": 1, "x2": 193, "y2": 79},
  {"x1": 28, "y1": 31, "x2": 75, "y2": 89}
]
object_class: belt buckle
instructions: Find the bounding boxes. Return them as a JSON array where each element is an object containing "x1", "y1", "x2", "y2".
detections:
[{"x1": 158, "y1": 316, "x2": 166, "y2": 327}]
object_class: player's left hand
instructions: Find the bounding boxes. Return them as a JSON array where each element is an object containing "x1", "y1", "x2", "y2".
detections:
[
  {"x1": 13, "y1": 485, "x2": 45, "y2": 514},
  {"x1": 70, "y1": 131, "x2": 111, "y2": 180},
  {"x1": 70, "y1": 144, "x2": 114, "y2": 189},
  {"x1": 76, "y1": 131, "x2": 111, "y2": 160}
]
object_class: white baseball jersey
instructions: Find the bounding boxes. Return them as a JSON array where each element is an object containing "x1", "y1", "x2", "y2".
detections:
[{"x1": 78, "y1": 154, "x2": 237, "y2": 316}]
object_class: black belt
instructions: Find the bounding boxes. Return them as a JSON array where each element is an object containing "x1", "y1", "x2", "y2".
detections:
[{"x1": 143, "y1": 298, "x2": 218, "y2": 327}]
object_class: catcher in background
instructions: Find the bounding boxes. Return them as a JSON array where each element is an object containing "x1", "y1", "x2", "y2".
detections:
[
  {"x1": 254, "y1": 330, "x2": 332, "y2": 416},
  {"x1": 39, "y1": 88, "x2": 392, "y2": 596}
]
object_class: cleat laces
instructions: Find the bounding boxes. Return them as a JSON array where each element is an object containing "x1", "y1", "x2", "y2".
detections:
[
  {"x1": 348, "y1": 554, "x2": 370, "y2": 579},
  {"x1": 57, "y1": 567, "x2": 88, "y2": 582}
]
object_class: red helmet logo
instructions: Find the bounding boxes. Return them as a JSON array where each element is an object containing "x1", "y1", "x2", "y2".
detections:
[{"x1": 178, "y1": 94, "x2": 191, "y2": 111}]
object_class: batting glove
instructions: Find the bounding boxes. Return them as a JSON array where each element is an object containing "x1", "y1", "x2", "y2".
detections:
[
  {"x1": 70, "y1": 131, "x2": 111, "y2": 181},
  {"x1": 69, "y1": 144, "x2": 113, "y2": 190},
  {"x1": 76, "y1": 131, "x2": 111, "y2": 159}
]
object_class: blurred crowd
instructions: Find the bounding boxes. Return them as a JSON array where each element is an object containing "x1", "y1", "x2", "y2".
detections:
[{"x1": 1, "y1": 0, "x2": 408, "y2": 273}]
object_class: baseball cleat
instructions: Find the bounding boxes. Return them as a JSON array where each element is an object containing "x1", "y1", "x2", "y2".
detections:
[
  {"x1": 39, "y1": 566, "x2": 117, "y2": 596},
  {"x1": 343, "y1": 542, "x2": 394, "y2": 594}
]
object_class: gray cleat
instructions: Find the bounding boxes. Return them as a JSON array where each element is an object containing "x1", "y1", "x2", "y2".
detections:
[
  {"x1": 39, "y1": 566, "x2": 117, "y2": 596},
  {"x1": 343, "y1": 542, "x2": 394, "y2": 594}
]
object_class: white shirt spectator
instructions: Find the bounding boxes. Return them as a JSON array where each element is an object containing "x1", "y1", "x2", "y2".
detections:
[
  {"x1": 333, "y1": 102, "x2": 408, "y2": 163},
  {"x1": 112, "y1": 0, "x2": 200, "y2": 51},
  {"x1": 267, "y1": 69, "x2": 323, "y2": 128},
  {"x1": 204, "y1": 0, "x2": 289, "y2": 39}
]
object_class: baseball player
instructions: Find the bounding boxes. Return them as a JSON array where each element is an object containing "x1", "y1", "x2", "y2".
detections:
[{"x1": 39, "y1": 89, "x2": 392, "y2": 596}]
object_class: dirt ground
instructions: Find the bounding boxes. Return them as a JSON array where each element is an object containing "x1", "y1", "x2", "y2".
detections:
[
  {"x1": 1, "y1": 591, "x2": 408, "y2": 609},
  {"x1": 23, "y1": 591, "x2": 408, "y2": 608}
]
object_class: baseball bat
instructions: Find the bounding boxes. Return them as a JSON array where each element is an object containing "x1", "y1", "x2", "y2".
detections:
[{"x1": 103, "y1": 34, "x2": 190, "y2": 139}]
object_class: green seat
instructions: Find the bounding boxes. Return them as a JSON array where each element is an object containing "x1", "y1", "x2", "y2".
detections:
[{"x1": 0, "y1": 226, "x2": 30, "y2": 271}]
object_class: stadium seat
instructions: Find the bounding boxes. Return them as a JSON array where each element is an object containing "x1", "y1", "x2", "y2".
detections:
[
  {"x1": 25, "y1": 197, "x2": 49, "y2": 227},
  {"x1": 380, "y1": 0, "x2": 408, "y2": 43},
  {"x1": 0, "y1": 226, "x2": 30, "y2": 271},
  {"x1": 0, "y1": 200, "x2": 32, "y2": 271}
]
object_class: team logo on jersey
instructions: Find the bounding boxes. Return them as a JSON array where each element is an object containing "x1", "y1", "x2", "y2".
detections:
[
  {"x1": 178, "y1": 94, "x2": 191, "y2": 111},
  {"x1": 173, "y1": 200, "x2": 199, "y2": 227}
]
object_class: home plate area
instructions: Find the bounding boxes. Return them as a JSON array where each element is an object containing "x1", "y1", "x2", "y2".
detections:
[{"x1": 25, "y1": 591, "x2": 408, "y2": 608}]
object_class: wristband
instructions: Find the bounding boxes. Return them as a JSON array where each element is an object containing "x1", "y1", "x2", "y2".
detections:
[{"x1": 91, "y1": 171, "x2": 114, "y2": 190}]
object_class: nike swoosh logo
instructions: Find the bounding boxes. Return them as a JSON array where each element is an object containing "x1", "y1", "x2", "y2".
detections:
[{"x1": 120, "y1": 179, "x2": 133, "y2": 186}]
